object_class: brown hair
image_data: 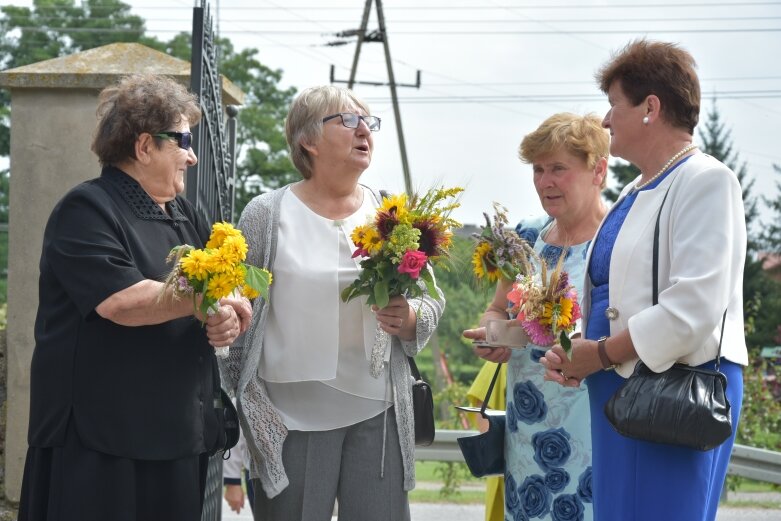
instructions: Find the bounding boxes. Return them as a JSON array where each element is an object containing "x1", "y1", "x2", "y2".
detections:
[
  {"x1": 596, "y1": 39, "x2": 700, "y2": 133},
  {"x1": 519, "y1": 112, "x2": 609, "y2": 188},
  {"x1": 91, "y1": 74, "x2": 201, "y2": 166},
  {"x1": 285, "y1": 85, "x2": 371, "y2": 179}
]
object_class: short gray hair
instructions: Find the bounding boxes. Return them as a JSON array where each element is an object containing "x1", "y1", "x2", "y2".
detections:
[{"x1": 285, "y1": 85, "x2": 371, "y2": 179}]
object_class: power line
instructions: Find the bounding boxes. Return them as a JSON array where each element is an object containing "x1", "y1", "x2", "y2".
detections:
[
  {"x1": 7, "y1": 15, "x2": 781, "y2": 23},
  {"x1": 18, "y1": 2, "x2": 781, "y2": 9},
  {"x1": 11, "y1": 26, "x2": 780, "y2": 35},
  {"x1": 361, "y1": 91, "x2": 781, "y2": 104}
]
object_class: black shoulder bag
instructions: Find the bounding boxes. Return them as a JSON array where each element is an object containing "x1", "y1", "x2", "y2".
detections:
[
  {"x1": 409, "y1": 355, "x2": 435, "y2": 446},
  {"x1": 456, "y1": 363, "x2": 506, "y2": 477},
  {"x1": 603, "y1": 187, "x2": 733, "y2": 451}
]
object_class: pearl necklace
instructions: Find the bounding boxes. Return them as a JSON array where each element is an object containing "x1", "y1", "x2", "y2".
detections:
[{"x1": 633, "y1": 144, "x2": 698, "y2": 191}]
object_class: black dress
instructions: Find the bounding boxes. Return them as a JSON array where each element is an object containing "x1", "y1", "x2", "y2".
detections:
[{"x1": 19, "y1": 166, "x2": 221, "y2": 521}]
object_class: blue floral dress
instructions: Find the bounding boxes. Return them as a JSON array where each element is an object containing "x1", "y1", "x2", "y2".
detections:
[{"x1": 504, "y1": 216, "x2": 593, "y2": 521}]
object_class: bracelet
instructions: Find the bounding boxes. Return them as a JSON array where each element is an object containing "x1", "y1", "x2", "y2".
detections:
[{"x1": 597, "y1": 336, "x2": 617, "y2": 371}]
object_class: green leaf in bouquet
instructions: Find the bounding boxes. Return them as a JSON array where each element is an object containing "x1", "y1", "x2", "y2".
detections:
[
  {"x1": 419, "y1": 267, "x2": 438, "y2": 299},
  {"x1": 374, "y1": 279, "x2": 390, "y2": 309},
  {"x1": 245, "y1": 265, "x2": 272, "y2": 300},
  {"x1": 559, "y1": 330, "x2": 572, "y2": 353}
]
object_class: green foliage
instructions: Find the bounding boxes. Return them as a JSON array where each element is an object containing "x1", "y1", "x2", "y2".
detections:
[
  {"x1": 760, "y1": 164, "x2": 781, "y2": 255},
  {"x1": 433, "y1": 235, "x2": 494, "y2": 385},
  {"x1": 604, "y1": 160, "x2": 639, "y2": 203},
  {"x1": 159, "y1": 35, "x2": 299, "y2": 216},
  {"x1": 727, "y1": 360, "x2": 781, "y2": 491},
  {"x1": 0, "y1": 2, "x2": 298, "y2": 219},
  {"x1": 432, "y1": 379, "x2": 473, "y2": 498},
  {"x1": 738, "y1": 361, "x2": 781, "y2": 449}
]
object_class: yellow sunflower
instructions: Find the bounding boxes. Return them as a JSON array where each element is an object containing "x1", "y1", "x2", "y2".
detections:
[
  {"x1": 206, "y1": 272, "x2": 235, "y2": 300},
  {"x1": 219, "y1": 235, "x2": 249, "y2": 264},
  {"x1": 206, "y1": 222, "x2": 242, "y2": 249},
  {"x1": 472, "y1": 242, "x2": 500, "y2": 282},
  {"x1": 180, "y1": 249, "x2": 212, "y2": 281}
]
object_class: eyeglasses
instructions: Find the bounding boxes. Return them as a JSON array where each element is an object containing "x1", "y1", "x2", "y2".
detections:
[
  {"x1": 152, "y1": 131, "x2": 193, "y2": 150},
  {"x1": 322, "y1": 113, "x2": 381, "y2": 132}
]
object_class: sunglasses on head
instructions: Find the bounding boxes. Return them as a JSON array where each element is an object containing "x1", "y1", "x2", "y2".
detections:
[{"x1": 152, "y1": 131, "x2": 193, "y2": 150}]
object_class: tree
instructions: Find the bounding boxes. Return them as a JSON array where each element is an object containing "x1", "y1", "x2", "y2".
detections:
[
  {"x1": 0, "y1": 0, "x2": 149, "y2": 157},
  {"x1": 0, "y1": 1, "x2": 298, "y2": 217},
  {"x1": 157, "y1": 33, "x2": 298, "y2": 215},
  {"x1": 760, "y1": 164, "x2": 781, "y2": 255},
  {"x1": 604, "y1": 161, "x2": 639, "y2": 203}
]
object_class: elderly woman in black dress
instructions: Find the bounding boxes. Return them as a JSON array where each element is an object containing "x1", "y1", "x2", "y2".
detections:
[{"x1": 18, "y1": 74, "x2": 251, "y2": 521}]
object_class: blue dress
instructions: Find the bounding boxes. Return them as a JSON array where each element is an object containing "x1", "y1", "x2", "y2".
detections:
[
  {"x1": 584, "y1": 160, "x2": 744, "y2": 521},
  {"x1": 504, "y1": 216, "x2": 593, "y2": 521}
]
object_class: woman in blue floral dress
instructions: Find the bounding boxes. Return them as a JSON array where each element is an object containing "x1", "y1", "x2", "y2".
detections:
[{"x1": 465, "y1": 113, "x2": 609, "y2": 521}]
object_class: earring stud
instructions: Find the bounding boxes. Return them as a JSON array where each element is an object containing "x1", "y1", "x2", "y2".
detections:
[{"x1": 642, "y1": 116, "x2": 649, "y2": 125}]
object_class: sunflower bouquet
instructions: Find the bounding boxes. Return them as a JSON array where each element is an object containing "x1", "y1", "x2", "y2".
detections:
[
  {"x1": 342, "y1": 186, "x2": 462, "y2": 376},
  {"x1": 471, "y1": 202, "x2": 536, "y2": 284},
  {"x1": 505, "y1": 252, "x2": 581, "y2": 349},
  {"x1": 163, "y1": 222, "x2": 272, "y2": 358}
]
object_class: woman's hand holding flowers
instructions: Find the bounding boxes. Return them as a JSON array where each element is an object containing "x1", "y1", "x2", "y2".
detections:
[
  {"x1": 219, "y1": 295, "x2": 253, "y2": 334},
  {"x1": 372, "y1": 295, "x2": 416, "y2": 341},
  {"x1": 204, "y1": 304, "x2": 241, "y2": 348},
  {"x1": 540, "y1": 338, "x2": 602, "y2": 387}
]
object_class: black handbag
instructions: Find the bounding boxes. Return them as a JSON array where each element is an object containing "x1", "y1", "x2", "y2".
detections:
[
  {"x1": 210, "y1": 388, "x2": 241, "y2": 456},
  {"x1": 209, "y1": 362, "x2": 240, "y2": 456},
  {"x1": 603, "y1": 186, "x2": 732, "y2": 451},
  {"x1": 457, "y1": 363, "x2": 506, "y2": 477},
  {"x1": 409, "y1": 356, "x2": 435, "y2": 446}
]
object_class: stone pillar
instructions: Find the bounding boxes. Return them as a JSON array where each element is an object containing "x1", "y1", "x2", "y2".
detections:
[{"x1": 0, "y1": 42, "x2": 244, "y2": 502}]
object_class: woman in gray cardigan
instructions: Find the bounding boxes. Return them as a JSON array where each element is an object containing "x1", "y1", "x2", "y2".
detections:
[{"x1": 220, "y1": 85, "x2": 444, "y2": 521}]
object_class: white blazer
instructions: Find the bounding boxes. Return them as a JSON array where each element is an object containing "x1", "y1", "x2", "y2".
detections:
[{"x1": 581, "y1": 153, "x2": 749, "y2": 378}]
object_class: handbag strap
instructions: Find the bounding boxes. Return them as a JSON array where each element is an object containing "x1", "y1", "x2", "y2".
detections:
[
  {"x1": 407, "y1": 356, "x2": 424, "y2": 381},
  {"x1": 479, "y1": 363, "x2": 503, "y2": 417},
  {"x1": 652, "y1": 185, "x2": 727, "y2": 371}
]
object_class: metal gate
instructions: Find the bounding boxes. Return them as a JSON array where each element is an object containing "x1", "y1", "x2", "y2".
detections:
[
  {"x1": 189, "y1": 3, "x2": 237, "y2": 225},
  {"x1": 188, "y1": 3, "x2": 240, "y2": 520}
]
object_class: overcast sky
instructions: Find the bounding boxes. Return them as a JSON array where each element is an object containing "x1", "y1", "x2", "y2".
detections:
[{"x1": 4, "y1": 0, "x2": 781, "y2": 228}]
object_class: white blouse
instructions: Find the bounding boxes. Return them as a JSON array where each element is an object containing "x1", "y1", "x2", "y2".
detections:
[{"x1": 259, "y1": 187, "x2": 391, "y2": 431}]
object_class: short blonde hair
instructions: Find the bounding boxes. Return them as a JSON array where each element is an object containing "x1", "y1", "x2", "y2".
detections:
[
  {"x1": 518, "y1": 112, "x2": 609, "y2": 187},
  {"x1": 285, "y1": 85, "x2": 371, "y2": 179}
]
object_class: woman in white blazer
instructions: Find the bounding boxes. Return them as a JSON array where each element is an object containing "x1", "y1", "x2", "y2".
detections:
[{"x1": 540, "y1": 39, "x2": 748, "y2": 521}]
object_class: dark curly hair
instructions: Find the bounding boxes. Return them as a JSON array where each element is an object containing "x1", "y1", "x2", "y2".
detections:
[{"x1": 91, "y1": 74, "x2": 201, "y2": 166}]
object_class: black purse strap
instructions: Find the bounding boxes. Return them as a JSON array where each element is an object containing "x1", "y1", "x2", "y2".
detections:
[
  {"x1": 478, "y1": 363, "x2": 503, "y2": 417},
  {"x1": 408, "y1": 356, "x2": 424, "y2": 381},
  {"x1": 652, "y1": 185, "x2": 727, "y2": 371}
]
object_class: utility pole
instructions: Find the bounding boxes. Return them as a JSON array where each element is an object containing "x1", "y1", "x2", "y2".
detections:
[{"x1": 329, "y1": 0, "x2": 420, "y2": 197}]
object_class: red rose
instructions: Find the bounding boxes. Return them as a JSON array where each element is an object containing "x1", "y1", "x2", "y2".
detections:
[{"x1": 398, "y1": 250, "x2": 428, "y2": 279}]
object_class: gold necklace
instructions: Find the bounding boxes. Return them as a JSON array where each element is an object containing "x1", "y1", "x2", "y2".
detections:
[{"x1": 633, "y1": 144, "x2": 697, "y2": 191}]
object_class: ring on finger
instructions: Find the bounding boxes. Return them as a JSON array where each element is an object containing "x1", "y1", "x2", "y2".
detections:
[{"x1": 559, "y1": 370, "x2": 568, "y2": 380}]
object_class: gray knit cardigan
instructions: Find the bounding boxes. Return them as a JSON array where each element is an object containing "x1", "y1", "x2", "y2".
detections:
[{"x1": 219, "y1": 185, "x2": 445, "y2": 499}]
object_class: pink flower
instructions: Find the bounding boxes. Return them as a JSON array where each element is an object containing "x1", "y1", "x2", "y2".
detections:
[
  {"x1": 398, "y1": 250, "x2": 428, "y2": 279},
  {"x1": 352, "y1": 247, "x2": 370, "y2": 258},
  {"x1": 522, "y1": 319, "x2": 555, "y2": 346}
]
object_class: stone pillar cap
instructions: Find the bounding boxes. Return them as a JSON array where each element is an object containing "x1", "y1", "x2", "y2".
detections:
[{"x1": 0, "y1": 42, "x2": 244, "y2": 105}]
